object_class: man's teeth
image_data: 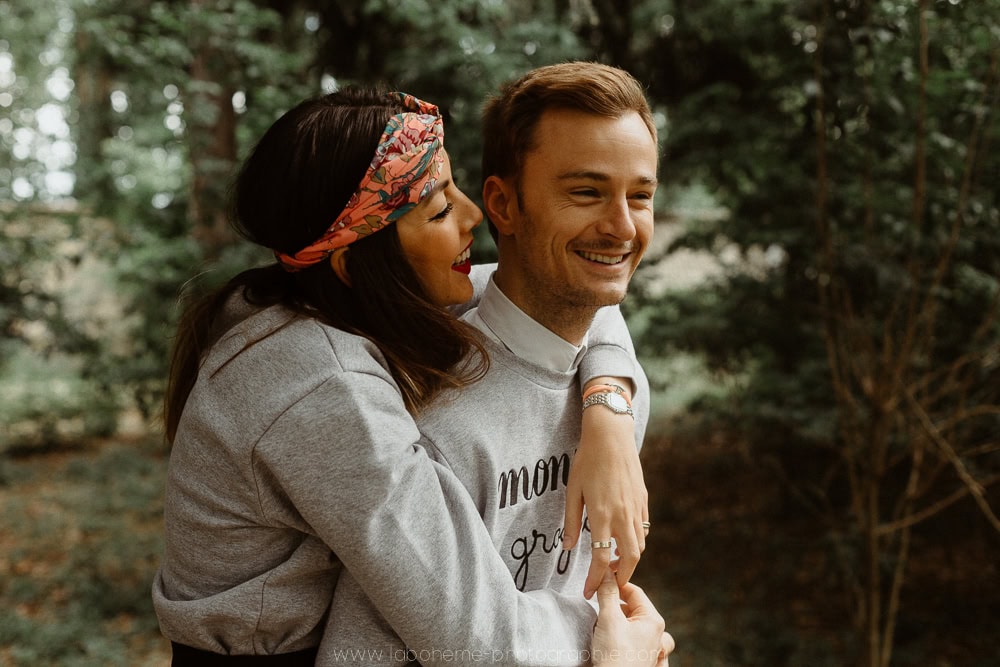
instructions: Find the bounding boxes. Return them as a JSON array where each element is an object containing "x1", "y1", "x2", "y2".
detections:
[
  {"x1": 453, "y1": 247, "x2": 471, "y2": 265},
  {"x1": 578, "y1": 251, "x2": 625, "y2": 265}
]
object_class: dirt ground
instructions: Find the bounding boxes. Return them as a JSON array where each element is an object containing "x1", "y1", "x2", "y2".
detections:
[{"x1": 635, "y1": 419, "x2": 1000, "y2": 667}]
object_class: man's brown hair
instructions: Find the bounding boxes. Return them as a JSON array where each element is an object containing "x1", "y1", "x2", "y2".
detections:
[{"x1": 481, "y1": 61, "x2": 657, "y2": 191}]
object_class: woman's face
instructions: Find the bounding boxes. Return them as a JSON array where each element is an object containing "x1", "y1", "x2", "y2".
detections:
[{"x1": 395, "y1": 151, "x2": 482, "y2": 307}]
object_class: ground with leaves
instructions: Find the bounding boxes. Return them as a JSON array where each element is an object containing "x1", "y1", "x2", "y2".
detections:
[{"x1": 0, "y1": 437, "x2": 170, "y2": 666}]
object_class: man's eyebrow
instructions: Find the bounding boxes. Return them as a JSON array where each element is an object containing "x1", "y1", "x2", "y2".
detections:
[
  {"x1": 557, "y1": 171, "x2": 658, "y2": 187},
  {"x1": 558, "y1": 170, "x2": 610, "y2": 181}
]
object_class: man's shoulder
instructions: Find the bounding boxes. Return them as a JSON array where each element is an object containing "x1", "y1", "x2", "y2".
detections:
[{"x1": 419, "y1": 349, "x2": 578, "y2": 433}]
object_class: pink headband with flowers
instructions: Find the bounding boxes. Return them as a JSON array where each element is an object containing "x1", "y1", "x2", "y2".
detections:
[{"x1": 275, "y1": 92, "x2": 445, "y2": 271}]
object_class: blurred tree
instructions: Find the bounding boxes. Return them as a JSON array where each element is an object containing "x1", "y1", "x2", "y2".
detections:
[
  {"x1": 0, "y1": 0, "x2": 74, "y2": 202},
  {"x1": 634, "y1": 1, "x2": 1000, "y2": 665},
  {"x1": 70, "y1": 0, "x2": 117, "y2": 208},
  {"x1": 0, "y1": 0, "x2": 79, "y2": 387},
  {"x1": 185, "y1": 0, "x2": 240, "y2": 259}
]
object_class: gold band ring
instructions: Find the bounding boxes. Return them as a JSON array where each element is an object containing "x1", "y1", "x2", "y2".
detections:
[{"x1": 591, "y1": 540, "x2": 613, "y2": 549}]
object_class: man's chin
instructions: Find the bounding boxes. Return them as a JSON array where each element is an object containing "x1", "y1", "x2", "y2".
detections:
[{"x1": 581, "y1": 289, "x2": 627, "y2": 309}]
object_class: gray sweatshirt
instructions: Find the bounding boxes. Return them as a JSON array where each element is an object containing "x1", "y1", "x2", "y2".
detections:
[{"x1": 152, "y1": 265, "x2": 641, "y2": 663}]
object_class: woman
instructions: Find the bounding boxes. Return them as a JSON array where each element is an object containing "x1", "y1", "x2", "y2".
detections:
[{"x1": 153, "y1": 88, "x2": 667, "y2": 665}]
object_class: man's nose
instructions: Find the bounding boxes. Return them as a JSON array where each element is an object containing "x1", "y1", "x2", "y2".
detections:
[{"x1": 598, "y1": 196, "x2": 637, "y2": 240}]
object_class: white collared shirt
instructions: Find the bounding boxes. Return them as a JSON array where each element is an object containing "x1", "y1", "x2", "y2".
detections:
[{"x1": 462, "y1": 275, "x2": 588, "y2": 374}]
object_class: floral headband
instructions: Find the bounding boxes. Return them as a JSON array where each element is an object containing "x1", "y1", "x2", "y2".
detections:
[{"x1": 275, "y1": 92, "x2": 445, "y2": 271}]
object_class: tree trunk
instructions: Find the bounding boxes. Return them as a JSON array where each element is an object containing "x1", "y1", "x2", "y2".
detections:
[
  {"x1": 186, "y1": 0, "x2": 238, "y2": 261},
  {"x1": 71, "y1": 26, "x2": 116, "y2": 209}
]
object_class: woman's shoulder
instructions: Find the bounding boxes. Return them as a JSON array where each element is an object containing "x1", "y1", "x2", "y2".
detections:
[{"x1": 209, "y1": 304, "x2": 393, "y2": 380}]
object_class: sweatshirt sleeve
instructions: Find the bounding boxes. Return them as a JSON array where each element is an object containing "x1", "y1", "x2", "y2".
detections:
[
  {"x1": 579, "y1": 304, "x2": 640, "y2": 395},
  {"x1": 252, "y1": 367, "x2": 595, "y2": 666}
]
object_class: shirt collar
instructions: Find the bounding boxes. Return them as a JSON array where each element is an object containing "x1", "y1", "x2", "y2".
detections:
[{"x1": 462, "y1": 275, "x2": 588, "y2": 373}]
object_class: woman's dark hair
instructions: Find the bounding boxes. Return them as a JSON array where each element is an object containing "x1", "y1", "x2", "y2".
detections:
[{"x1": 164, "y1": 87, "x2": 488, "y2": 442}]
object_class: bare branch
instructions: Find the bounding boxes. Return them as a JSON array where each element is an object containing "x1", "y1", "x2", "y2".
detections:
[
  {"x1": 936, "y1": 404, "x2": 1000, "y2": 434},
  {"x1": 876, "y1": 474, "x2": 1000, "y2": 536},
  {"x1": 880, "y1": 520, "x2": 912, "y2": 667},
  {"x1": 905, "y1": 391, "x2": 1000, "y2": 533},
  {"x1": 963, "y1": 441, "x2": 1000, "y2": 458},
  {"x1": 912, "y1": 341, "x2": 1000, "y2": 409}
]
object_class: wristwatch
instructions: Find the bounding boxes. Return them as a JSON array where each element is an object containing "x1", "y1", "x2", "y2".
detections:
[{"x1": 582, "y1": 391, "x2": 634, "y2": 417}]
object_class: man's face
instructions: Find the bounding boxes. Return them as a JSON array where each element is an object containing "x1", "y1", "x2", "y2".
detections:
[{"x1": 504, "y1": 108, "x2": 658, "y2": 318}]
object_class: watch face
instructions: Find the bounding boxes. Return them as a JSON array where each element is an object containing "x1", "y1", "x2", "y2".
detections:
[{"x1": 607, "y1": 393, "x2": 629, "y2": 412}]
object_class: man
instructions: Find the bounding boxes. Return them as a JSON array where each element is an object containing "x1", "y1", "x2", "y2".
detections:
[
  {"x1": 471, "y1": 59, "x2": 659, "y2": 596},
  {"x1": 319, "y1": 62, "x2": 668, "y2": 665}
]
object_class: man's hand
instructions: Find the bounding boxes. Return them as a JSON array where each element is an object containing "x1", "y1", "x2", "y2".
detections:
[
  {"x1": 564, "y1": 377, "x2": 649, "y2": 598},
  {"x1": 592, "y1": 571, "x2": 674, "y2": 666}
]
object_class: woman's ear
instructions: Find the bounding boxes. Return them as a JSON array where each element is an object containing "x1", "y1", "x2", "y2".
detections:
[
  {"x1": 329, "y1": 247, "x2": 351, "y2": 286},
  {"x1": 482, "y1": 175, "x2": 518, "y2": 236}
]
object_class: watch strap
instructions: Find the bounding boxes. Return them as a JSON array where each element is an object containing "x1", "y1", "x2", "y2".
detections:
[{"x1": 582, "y1": 391, "x2": 634, "y2": 417}]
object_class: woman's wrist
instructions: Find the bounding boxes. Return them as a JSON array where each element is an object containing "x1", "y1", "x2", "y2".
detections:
[{"x1": 582, "y1": 377, "x2": 635, "y2": 419}]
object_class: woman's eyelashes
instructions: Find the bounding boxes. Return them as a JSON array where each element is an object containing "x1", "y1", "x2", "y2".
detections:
[{"x1": 429, "y1": 201, "x2": 454, "y2": 221}]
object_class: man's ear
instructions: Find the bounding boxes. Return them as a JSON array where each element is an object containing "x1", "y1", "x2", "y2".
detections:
[
  {"x1": 329, "y1": 247, "x2": 351, "y2": 286},
  {"x1": 482, "y1": 175, "x2": 519, "y2": 236}
]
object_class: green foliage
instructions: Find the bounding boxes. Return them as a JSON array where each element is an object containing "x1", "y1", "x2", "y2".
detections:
[
  {"x1": 0, "y1": 348, "x2": 119, "y2": 453},
  {"x1": 641, "y1": 0, "x2": 1000, "y2": 456},
  {"x1": 0, "y1": 202, "x2": 194, "y2": 449}
]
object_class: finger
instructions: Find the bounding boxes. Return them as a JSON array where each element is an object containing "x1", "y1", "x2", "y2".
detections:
[
  {"x1": 655, "y1": 632, "x2": 675, "y2": 666},
  {"x1": 595, "y1": 570, "x2": 624, "y2": 622},
  {"x1": 584, "y1": 536, "x2": 613, "y2": 598},
  {"x1": 562, "y1": 492, "x2": 584, "y2": 551},
  {"x1": 614, "y1": 529, "x2": 641, "y2": 586},
  {"x1": 661, "y1": 631, "x2": 675, "y2": 656},
  {"x1": 634, "y1": 515, "x2": 647, "y2": 554},
  {"x1": 616, "y1": 582, "x2": 658, "y2": 620},
  {"x1": 636, "y1": 485, "x2": 649, "y2": 549}
]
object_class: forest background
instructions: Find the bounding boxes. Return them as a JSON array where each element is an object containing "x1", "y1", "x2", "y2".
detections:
[{"x1": 1, "y1": 0, "x2": 998, "y2": 665}]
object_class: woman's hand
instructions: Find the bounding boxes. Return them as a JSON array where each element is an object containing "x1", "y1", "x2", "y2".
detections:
[
  {"x1": 564, "y1": 377, "x2": 649, "y2": 598},
  {"x1": 592, "y1": 571, "x2": 674, "y2": 666}
]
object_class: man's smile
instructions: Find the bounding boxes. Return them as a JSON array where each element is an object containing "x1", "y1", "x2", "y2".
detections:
[{"x1": 576, "y1": 250, "x2": 628, "y2": 265}]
